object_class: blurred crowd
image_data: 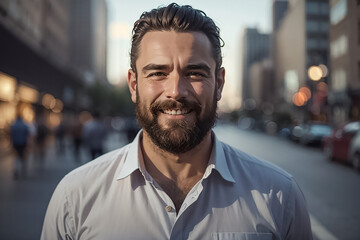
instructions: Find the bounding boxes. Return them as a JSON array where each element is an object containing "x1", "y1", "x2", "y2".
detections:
[{"x1": 4, "y1": 109, "x2": 140, "y2": 180}]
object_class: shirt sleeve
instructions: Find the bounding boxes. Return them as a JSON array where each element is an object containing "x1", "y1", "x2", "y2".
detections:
[
  {"x1": 283, "y1": 179, "x2": 313, "y2": 240},
  {"x1": 41, "y1": 176, "x2": 76, "y2": 240}
]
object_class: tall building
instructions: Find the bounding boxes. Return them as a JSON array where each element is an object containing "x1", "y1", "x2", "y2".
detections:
[
  {"x1": 274, "y1": 0, "x2": 330, "y2": 123},
  {"x1": 249, "y1": 59, "x2": 273, "y2": 106},
  {"x1": 270, "y1": 0, "x2": 289, "y2": 111},
  {"x1": 328, "y1": 0, "x2": 360, "y2": 125},
  {"x1": 273, "y1": 0, "x2": 289, "y2": 32},
  {"x1": 241, "y1": 28, "x2": 270, "y2": 103},
  {"x1": 69, "y1": 0, "x2": 108, "y2": 84},
  {"x1": 41, "y1": 0, "x2": 70, "y2": 67},
  {"x1": 0, "y1": 0, "x2": 93, "y2": 130}
]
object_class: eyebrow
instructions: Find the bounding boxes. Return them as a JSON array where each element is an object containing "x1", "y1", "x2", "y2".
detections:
[
  {"x1": 141, "y1": 63, "x2": 212, "y2": 75},
  {"x1": 142, "y1": 64, "x2": 169, "y2": 74},
  {"x1": 185, "y1": 64, "x2": 211, "y2": 75}
]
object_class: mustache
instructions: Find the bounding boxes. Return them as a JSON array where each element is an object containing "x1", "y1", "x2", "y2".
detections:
[{"x1": 150, "y1": 99, "x2": 201, "y2": 115}]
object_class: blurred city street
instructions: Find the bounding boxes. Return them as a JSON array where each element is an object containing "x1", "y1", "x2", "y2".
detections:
[
  {"x1": 0, "y1": 131, "x2": 129, "y2": 240},
  {"x1": 0, "y1": 125, "x2": 360, "y2": 239},
  {"x1": 214, "y1": 124, "x2": 360, "y2": 240}
]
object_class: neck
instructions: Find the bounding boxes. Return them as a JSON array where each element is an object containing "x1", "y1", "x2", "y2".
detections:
[
  {"x1": 141, "y1": 130, "x2": 213, "y2": 213},
  {"x1": 141, "y1": 130, "x2": 212, "y2": 179}
]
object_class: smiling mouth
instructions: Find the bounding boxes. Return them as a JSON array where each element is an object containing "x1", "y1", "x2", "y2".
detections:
[{"x1": 161, "y1": 109, "x2": 191, "y2": 115}]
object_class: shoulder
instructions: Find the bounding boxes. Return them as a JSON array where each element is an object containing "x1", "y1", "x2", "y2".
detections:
[
  {"x1": 220, "y1": 141, "x2": 294, "y2": 187},
  {"x1": 60, "y1": 144, "x2": 130, "y2": 191}
]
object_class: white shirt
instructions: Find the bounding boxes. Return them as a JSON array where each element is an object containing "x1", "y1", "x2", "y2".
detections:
[{"x1": 41, "y1": 131, "x2": 312, "y2": 240}]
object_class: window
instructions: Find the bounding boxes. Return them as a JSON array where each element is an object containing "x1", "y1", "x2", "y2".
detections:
[
  {"x1": 330, "y1": 35, "x2": 348, "y2": 59},
  {"x1": 306, "y1": 2, "x2": 320, "y2": 14},
  {"x1": 320, "y1": 21, "x2": 329, "y2": 32},
  {"x1": 307, "y1": 20, "x2": 320, "y2": 32},
  {"x1": 319, "y1": 39, "x2": 329, "y2": 49},
  {"x1": 307, "y1": 39, "x2": 318, "y2": 49},
  {"x1": 330, "y1": 0, "x2": 347, "y2": 25},
  {"x1": 332, "y1": 68, "x2": 347, "y2": 91},
  {"x1": 320, "y1": 2, "x2": 329, "y2": 15}
]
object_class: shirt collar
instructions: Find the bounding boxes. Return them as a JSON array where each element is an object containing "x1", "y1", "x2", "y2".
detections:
[
  {"x1": 205, "y1": 133, "x2": 235, "y2": 183},
  {"x1": 116, "y1": 130, "x2": 143, "y2": 180},
  {"x1": 116, "y1": 130, "x2": 235, "y2": 183}
]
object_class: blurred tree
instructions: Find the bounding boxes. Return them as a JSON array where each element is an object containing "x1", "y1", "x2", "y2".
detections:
[{"x1": 86, "y1": 81, "x2": 135, "y2": 117}]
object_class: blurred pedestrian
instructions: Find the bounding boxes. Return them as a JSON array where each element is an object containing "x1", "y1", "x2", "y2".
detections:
[
  {"x1": 10, "y1": 112, "x2": 30, "y2": 179},
  {"x1": 82, "y1": 111, "x2": 107, "y2": 159}
]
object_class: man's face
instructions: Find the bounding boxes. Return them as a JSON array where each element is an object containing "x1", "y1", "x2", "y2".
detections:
[{"x1": 128, "y1": 31, "x2": 225, "y2": 154}]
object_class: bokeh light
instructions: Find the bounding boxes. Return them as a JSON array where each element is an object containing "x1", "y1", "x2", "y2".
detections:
[
  {"x1": 292, "y1": 92, "x2": 308, "y2": 106},
  {"x1": 319, "y1": 64, "x2": 328, "y2": 77},
  {"x1": 0, "y1": 73, "x2": 16, "y2": 102},
  {"x1": 308, "y1": 66, "x2": 323, "y2": 81},
  {"x1": 299, "y1": 86, "x2": 311, "y2": 99},
  {"x1": 42, "y1": 93, "x2": 55, "y2": 109},
  {"x1": 18, "y1": 85, "x2": 38, "y2": 103},
  {"x1": 52, "y1": 99, "x2": 63, "y2": 113}
]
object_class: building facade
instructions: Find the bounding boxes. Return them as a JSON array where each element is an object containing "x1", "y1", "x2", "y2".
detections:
[
  {"x1": 249, "y1": 59, "x2": 274, "y2": 107},
  {"x1": 0, "y1": 0, "x2": 106, "y2": 132},
  {"x1": 69, "y1": 0, "x2": 108, "y2": 84},
  {"x1": 274, "y1": 0, "x2": 330, "y2": 123},
  {"x1": 241, "y1": 28, "x2": 270, "y2": 104},
  {"x1": 328, "y1": 0, "x2": 360, "y2": 125},
  {"x1": 273, "y1": 0, "x2": 289, "y2": 32}
]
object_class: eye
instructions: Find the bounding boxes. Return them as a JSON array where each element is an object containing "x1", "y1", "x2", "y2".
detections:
[
  {"x1": 147, "y1": 72, "x2": 167, "y2": 78},
  {"x1": 187, "y1": 72, "x2": 207, "y2": 78}
]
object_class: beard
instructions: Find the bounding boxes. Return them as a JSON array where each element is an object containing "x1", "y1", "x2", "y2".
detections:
[{"x1": 135, "y1": 89, "x2": 218, "y2": 154}]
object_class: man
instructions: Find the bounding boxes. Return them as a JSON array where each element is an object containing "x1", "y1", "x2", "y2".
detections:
[{"x1": 42, "y1": 3, "x2": 312, "y2": 239}]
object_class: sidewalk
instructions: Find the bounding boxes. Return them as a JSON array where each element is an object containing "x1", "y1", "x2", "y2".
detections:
[{"x1": 0, "y1": 131, "x2": 128, "y2": 240}]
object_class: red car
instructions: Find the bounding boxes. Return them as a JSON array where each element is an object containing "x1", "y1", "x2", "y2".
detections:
[{"x1": 322, "y1": 121, "x2": 360, "y2": 163}]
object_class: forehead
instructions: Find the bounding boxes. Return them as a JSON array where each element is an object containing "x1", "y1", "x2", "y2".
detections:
[{"x1": 137, "y1": 31, "x2": 215, "y2": 68}]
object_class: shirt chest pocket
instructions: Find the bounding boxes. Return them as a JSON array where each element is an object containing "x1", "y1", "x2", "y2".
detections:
[{"x1": 211, "y1": 232, "x2": 273, "y2": 240}]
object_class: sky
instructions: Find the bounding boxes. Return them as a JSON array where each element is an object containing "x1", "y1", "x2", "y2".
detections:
[{"x1": 106, "y1": 0, "x2": 272, "y2": 111}]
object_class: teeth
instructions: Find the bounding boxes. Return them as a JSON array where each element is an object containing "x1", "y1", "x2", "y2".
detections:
[{"x1": 163, "y1": 109, "x2": 189, "y2": 115}]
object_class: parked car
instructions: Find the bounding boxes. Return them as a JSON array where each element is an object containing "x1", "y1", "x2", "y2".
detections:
[
  {"x1": 349, "y1": 130, "x2": 360, "y2": 171},
  {"x1": 322, "y1": 121, "x2": 360, "y2": 164},
  {"x1": 299, "y1": 123, "x2": 332, "y2": 146}
]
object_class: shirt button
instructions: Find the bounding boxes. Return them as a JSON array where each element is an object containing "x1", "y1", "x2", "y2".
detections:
[{"x1": 165, "y1": 206, "x2": 172, "y2": 212}]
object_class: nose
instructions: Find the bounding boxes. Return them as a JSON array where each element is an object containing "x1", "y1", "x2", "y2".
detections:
[{"x1": 164, "y1": 73, "x2": 189, "y2": 100}]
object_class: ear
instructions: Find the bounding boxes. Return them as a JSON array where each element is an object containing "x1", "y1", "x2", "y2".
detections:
[
  {"x1": 127, "y1": 69, "x2": 137, "y2": 103},
  {"x1": 216, "y1": 67, "x2": 225, "y2": 101}
]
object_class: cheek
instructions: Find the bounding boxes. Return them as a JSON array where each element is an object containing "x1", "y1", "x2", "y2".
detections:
[
  {"x1": 191, "y1": 82, "x2": 204, "y2": 95},
  {"x1": 192, "y1": 82, "x2": 215, "y2": 104},
  {"x1": 138, "y1": 81, "x2": 163, "y2": 103}
]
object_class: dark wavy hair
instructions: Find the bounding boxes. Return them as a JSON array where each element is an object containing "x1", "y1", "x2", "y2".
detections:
[{"x1": 130, "y1": 3, "x2": 224, "y2": 73}]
